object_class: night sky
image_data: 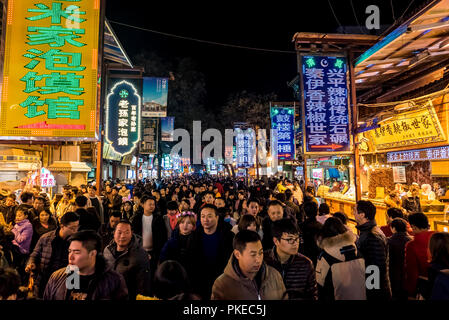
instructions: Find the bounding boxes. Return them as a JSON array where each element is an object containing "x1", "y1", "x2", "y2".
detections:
[{"x1": 105, "y1": 0, "x2": 420, "y2": 110}]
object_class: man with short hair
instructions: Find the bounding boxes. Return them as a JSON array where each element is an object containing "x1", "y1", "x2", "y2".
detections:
[
  {"x1": 163, "y1": 200, "x2": 179, "y2": 239},
  {"x1": 28, "y1": 196, "x2": 45, "y2": 222},
  {"x1": 404, "y1": 212, "x2": 435, "y2": 299},
  {"x1": 99, "y1": 210, "x2": 122, "y2": 250},
  {"x1": 104, "y1": 221, "x2": 151, "y2": 299},
  {"x1": 264, "y1": 219, "x2": 318, "y2": 300},
  {"x1": 131, "y1": 195, "x2": 167, "y2": 274},
  {"x1": 26, "y1": 211, "x2": 80, "y2": 298},
  {"x1": 355, "y1": 200, "x2": 392, "y2": 300},
  {"x1": 87, "y1": 185, "x2": 104, "y2": 224},
  {"x1": 75, "y1": 195, "x2": 101, "y2": 232},
  {"x1": 214, "y1": 197, "x2": 226, "y2": 209},
  {"x1": 262, "y1": 200, "x2": 290, "y2": 250},
  {"x1": 203, "y1": 191, "x2": 216, "y2": 206},
  {"x1": 381, "y1": 207, "x2": 413, "y2": 237},
  {"x1": 20, "y1": 192, "x2": 34, "y2": 211},
  {"x1": 1, "y1": 194, "x2": 18, "y2": 225},
  {"x1": 43, "y1": 230, "x2": 128, "y2": 300},
  {"x1": 211, "y1": 230, "x2": 286, "y2": 300},
  {"x1": 189, "y1": 204, "x2": 234, "y2": 299}
]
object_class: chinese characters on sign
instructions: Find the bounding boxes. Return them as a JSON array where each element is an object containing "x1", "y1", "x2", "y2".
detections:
[
  {"x1": 369, "y1": 106, "x2": 445, "y2": 150},
  {"x1": 387, "y1": 145, "x2": 449, "y2": 163},
  {"x1": 141, "y1": 118, "x2": 158, "y2": 154},
  {"x1": 301, "y1": 56, "x2": 351, "y2": 152},
  {"x1": 1, "y1": 0, "x2": 100, "y2": 139},
  {"x1": 270, "y1": 106, "x2": 295, "y2": 160},
  {"x1": 234, "y1": 123, "x2": 255, "y2": 168},
  {"x1": 40, "y1": 167, "x2": 56, "y2": 188},
  {"x1": 105, "y1": 80, "x2": 142, "y2": 156}
]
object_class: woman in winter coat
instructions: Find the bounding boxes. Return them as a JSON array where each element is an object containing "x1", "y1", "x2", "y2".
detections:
[
  {"x1": 30, "y1": 208, "x2": 57, "y2": 252},
  {"x1": 315, "y1": 217, "x2": 366, "y2": 300},
  {"x1": 159, "y1": 212, "x2": 196, "y2": 272}
]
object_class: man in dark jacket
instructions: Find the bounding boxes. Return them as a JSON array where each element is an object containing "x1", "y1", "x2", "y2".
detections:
[
  {"x1": 0, "y1": 194, "x2": 17, "y2": 225},
  {"x1": 355, "y1": 200, "x2": 392, "y2": 300},
  {"x1": 103, "y1": 221, "x2": 151, "y2": 299},
  {"x1": 43, "y1": 230, "x2": 128, "y2": 300},
  {"x1": 74, "y1": 195, "x2": 101, "y2": 232},
  {"x1": 262, "y1": 200, "x2": 295, "y2": 250},
  {"x1": 298, "y1": 201, "x2": 322, "y2": 267},
  {"x1": 388, "y1": 218, "x2": 412, "y2": 300},
  {"x1": 131, "y1": 195, "x2": 168, "y2": 276},
  {"x1": 25, "y1": 211, "x2": 80, "y2": 298},
  {"x1": 188, "y1": 204, "x2": 234, "y2": 300},
  {"x1": 265, "y1": 218, "x2": 318, "y2": 300},
  {"x1": 99, "y1": 210, "x2": 121, "y2": 250}
]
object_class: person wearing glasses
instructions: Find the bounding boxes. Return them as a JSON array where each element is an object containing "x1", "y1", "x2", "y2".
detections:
[{"x1": 264, "y1": 219, "x2": 318, "y2": 300}]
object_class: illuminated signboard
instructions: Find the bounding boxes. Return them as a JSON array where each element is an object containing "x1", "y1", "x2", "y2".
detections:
[
  {"x1": 141, "y1": 118, "x2": 158, "y2": 154},
  {"x1": 234, "y1": 123, "x2": 255, "y2": 168},
  {"x1": 387, "y1": 145, "x2": 449, "y2": 163},
  {"x1": 40, "y1": 167, "x2": 55, "y2": 187},
  {"x1": 301, "y1": 56, "x2": 351, "y2": 153},
  {"x1": 142, "y1": 77, "x2": 168, "y2": 117},
  {"x1": 367, "y1": 104, "x2": 445, "y2": 150},
  {"x1": 0, "y1": 0, "x2": 101, "y2": 140},
  {"x1": 105, "y1": 79, "x2": 142, "y2": 156},
  {"x1": 161, "y1": 116, "x2": 174, "y2": 141},
  {"x1": 271, "y1": 106, "x2": 295, "y2": 160}
]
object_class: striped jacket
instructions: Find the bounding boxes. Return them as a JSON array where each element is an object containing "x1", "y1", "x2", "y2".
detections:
[{"x1": 264, "y1": 247, "x2": 318, "y2": 300}]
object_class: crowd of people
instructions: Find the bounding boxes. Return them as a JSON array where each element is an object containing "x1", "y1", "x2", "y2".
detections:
[{"x1": 0, "y1": 175, "x2": 448, "y2": 301}]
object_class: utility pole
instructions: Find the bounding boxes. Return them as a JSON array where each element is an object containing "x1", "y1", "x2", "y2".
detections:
[{"x1": 349, "y1": 49, "x2": 361, "y2": 201}]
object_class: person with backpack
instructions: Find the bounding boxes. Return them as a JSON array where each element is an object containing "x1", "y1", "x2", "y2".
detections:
[{"x1": 315, "y1": 217, "x2": 366, "y2": 300}]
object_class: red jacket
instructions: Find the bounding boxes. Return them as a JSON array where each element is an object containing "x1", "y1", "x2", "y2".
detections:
[{"x1": 404, "y1": 230, "x2": 435, "y2": 296}]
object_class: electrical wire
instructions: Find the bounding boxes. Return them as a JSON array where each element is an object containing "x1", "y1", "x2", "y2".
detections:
[
  {"x1": 349, "y1": 0, "x2": 366, "y2": 35},
  {"x1": 108, "y1": 20, "x2": 296, "y2": 54},
  {"x1": 390, "y1": 0, "x2": 396, "y2": 20},
  {"x1": 396, "y1": 0, "x2": 416, "y2": 24},
  {"x1": 328, "y1": 0, "x2": 345, "y2": 33}
]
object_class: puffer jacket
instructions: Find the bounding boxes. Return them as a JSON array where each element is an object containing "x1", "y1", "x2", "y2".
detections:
[
  {"x1": 103, "y1": 234, "x2": 151, "y2": 299},
  {"x1": 356, "y1": 220, "x2": 392, "y2": 300},
  {"x1": 264, "y1": 247, "x2": 317, "y2": 300},
  {"x1": 211, "y1": 254, "x2": 286, "y2": 300},
  {"x1": 27, "y1": 229, "x2": 71, "y2": 297},
  {"x1": 316, "y1": 231, "x2": 366, "y2": 300},
  {"x1": 43, "y1": 255, "x2": 128, "y2": 300},
  {"x1": 11, "y1": 218, "x2": 33, "y2": 254}
]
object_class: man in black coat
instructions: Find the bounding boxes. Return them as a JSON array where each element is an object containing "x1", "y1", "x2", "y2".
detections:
[
  {"x1": 355, "y1": 200, "x2": 392, "y2": 300},
  {"x1": 187, "y1": 204, "x2": 234, "y2": 300},
  {"x1": 298, "y1": 201, "x2": 322, "y2": 267},
  {"x1": 74, "y1": 195, "x2": 101, "y2": 232}
]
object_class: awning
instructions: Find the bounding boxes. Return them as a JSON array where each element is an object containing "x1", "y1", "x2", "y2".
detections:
[
  {"x1": 104, "y1": 19, "x2": 133, "y2": 68},
  {"x1": 355, "y1": 0, "x2": 449, "y2": 91}
]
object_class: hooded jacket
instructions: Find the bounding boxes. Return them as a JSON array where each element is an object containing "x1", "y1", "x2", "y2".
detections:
[
  {"x1": 264, "y1": 247, "x2": 318, "y2": 300},
  {"x1": 316, "y1": 231, "x2": 366, "y2": 300},
  {"x1": 356, "y1": 220, "x2": 392, "y2": 300},
  {"x1": 211, "y1": 254, "x2": 286, "y2": 300},
  {"x1": 43, "y1": 255, "x2": 128, "y2": 300},
  {"x1": 103, "y1": 234, "x2": 151, "y2": 299}
]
